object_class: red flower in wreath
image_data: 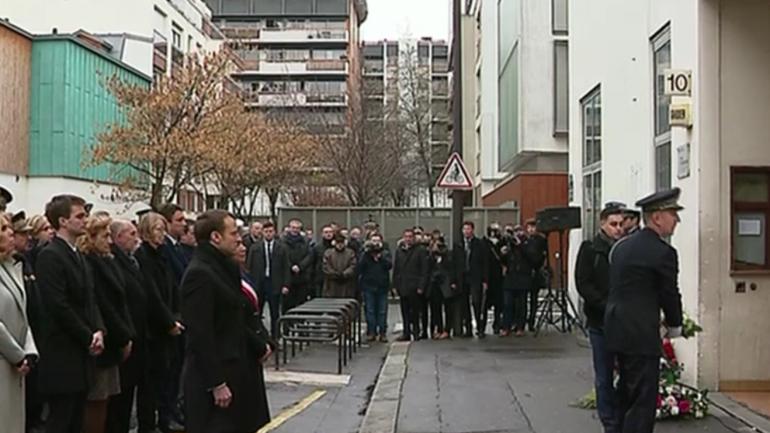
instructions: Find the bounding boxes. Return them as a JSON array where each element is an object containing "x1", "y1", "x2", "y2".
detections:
[
  {"x1": 656, "y1": 394, "x2": 663, "y2": 409},
  {"x1": 678, "y1": 399, "x2": 691, "y2": 414}
]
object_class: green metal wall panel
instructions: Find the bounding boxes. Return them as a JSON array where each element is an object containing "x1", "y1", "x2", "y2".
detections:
[{"x1": 29, "y1": 39, "x2": 149, "y2": 182}]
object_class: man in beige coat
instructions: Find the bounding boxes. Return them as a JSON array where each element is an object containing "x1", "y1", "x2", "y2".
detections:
[
  {"x1": 0, "y1": 213, "x2": 38, "y2": 433},
  {"x1": 322, "y1": 233, "x2": 357, "y2": 298}
]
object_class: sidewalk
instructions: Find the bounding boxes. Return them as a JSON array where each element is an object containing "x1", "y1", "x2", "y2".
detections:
[{"x1": 396, "y1": 332, "x2": 749, "y2": 433}]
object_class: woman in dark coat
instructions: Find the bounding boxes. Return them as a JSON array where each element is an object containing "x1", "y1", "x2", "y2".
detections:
[
  {"x1": 133, "y1": 212, "x2": 183, "y2": 433},
  {"x1": 181, "y1": 212, "x2": 272, "y2": 433},
  {"x1": 79, "y1": 215, "x2": 136, "y2": 433}
]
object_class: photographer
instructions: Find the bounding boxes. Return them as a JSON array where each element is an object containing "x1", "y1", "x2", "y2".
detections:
[
  {"x1": 483, "y1": 223, "x2": 505, "y2": 335},
  {"x1": 500, "y1": 225, "x2": 539, "y2": 337},
  {"x1": 357, "y1": 233, "x2": 392, "y2": 342},
  {"x1": 427, "y1": 236, "x2": 456, "y2": 339}
]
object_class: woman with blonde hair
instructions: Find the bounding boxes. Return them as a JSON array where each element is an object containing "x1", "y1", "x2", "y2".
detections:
[
  {"x1": 0, "y1": 212, "x2": 38, "y2": 433},
  {"x1": 133, "y1": 212, "x2": 183, "y2": 433},
  {"x1": 78, "y1": 214, "x2": 135, "y2": 433},
  {"x1": 26, "y1": 214, "x2": 54, "y2": 270}
]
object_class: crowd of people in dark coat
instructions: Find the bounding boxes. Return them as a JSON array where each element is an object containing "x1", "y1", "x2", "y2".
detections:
[
  {"x1": 239, "y1": 216, "x2": 551, "y2": 344},
  {"x1": 0, "y1": 190, "x2": 272, "y2": 433}
]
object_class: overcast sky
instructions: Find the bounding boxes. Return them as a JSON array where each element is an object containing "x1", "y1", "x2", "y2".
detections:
[{"x1": 360, "y1": 0, "x2": 450, "y2": 42}]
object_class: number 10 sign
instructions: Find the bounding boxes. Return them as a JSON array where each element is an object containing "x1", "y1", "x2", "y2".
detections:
[{"x1": 664, "y1": 69, "x2": 692, "y2": 96}]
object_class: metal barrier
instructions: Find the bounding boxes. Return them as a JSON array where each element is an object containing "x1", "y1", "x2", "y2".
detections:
[{"x1": 275, "y1": 298, "x2": 361, "y2": 374}]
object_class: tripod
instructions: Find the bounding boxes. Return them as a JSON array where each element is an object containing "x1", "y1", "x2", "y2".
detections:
[{"x1": 534, "y1": 229, "x2": 586, "y2": 337}]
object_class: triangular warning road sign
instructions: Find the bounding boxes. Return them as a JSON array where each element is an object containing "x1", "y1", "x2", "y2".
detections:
[{"x1": 436, "y1": 152, "x2": 473, "y2": 190}]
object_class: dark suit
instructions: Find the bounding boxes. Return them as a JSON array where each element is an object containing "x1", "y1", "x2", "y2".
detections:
[
  {"x1": 526, "y1": 233, "x2": 548, "y2": 329},
  {"x1": 247, "y1": 239, "x2": 290, "y2": 339},
  {"x1": 107, "y1": 246, "x2": 154, "y2": 433},
  {"x1": 482, "y1": 237, "x2": 505, "y2": 333},
  {"x1": 181, "y1": 242, "x2": 271, "y2": 433},
  {"x1": 36, "y1": 236, "x2": 104, "y2": 433},
  {"x1": 393, "y1": 244, "x2": 428, "y2": 339},
  {"x1": 605, "y1": 228, "x2": 683, "y2": 433},
  {"x1": 283, "y1": 234, "x2": 313, "y2": 311},
  {"x1": 453, "y1": 237, "x2": 488, "y2": 336},
  {"x1": 134, "y1": 242, "x2": 180, "y2": 432}
]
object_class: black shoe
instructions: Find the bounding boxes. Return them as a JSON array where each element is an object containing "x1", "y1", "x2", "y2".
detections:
[
  {"x1": 419, "y1": 333, "x2": 429, "y2": 340},
  {"x1": 396, "y1": 335, "x2": 411, "y2": 342},
  {"x1": 463, "y1": 332, "x2": 473, "y2": 338},
  {"x1": 478, "y1": 332, "x2": 486, "y2": 339}
]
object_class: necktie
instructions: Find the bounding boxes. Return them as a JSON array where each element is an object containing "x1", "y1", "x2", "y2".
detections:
[
  {"x1": 265, "y1": 241, "x2": 272, "y2": 278},
  {"x1": 465, "y1": 239, "x2": 471, "y2": 270}
]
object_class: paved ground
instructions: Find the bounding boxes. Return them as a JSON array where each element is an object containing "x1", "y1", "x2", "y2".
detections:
[
  {"x1": 397, "y1": 333, "x2": 747, "y2": 433},
  {"x1": 262, "y1": 304, "x2": 753, "y2": 433}
]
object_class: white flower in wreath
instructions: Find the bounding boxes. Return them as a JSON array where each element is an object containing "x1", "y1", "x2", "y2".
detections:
[
  {"x1": 666, "y1": 396, "x2": 677, "y2": 407},
  {"x1": 656, "y1": 409, "x2": 662, "y2": 418},
  {"x1": 671, "y1": 405, "x2": 680, "y2": 416},
  {"x1": 695, "y1": 410, "x2": 704, "y2": 418}
]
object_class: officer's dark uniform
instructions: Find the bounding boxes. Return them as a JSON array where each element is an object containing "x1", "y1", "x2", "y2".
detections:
[{"x1": 605, "y1": 188, "x2": 684, "y2": 433}]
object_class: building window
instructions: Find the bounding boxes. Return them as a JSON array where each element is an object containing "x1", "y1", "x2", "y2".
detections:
[
  {"x1": 553, "y1": 40, "x2": 569, "y2": 135},
  {"x1": 731, "y1": 168, "x2": 770, "y2": 271},
  {"x1": 581, "y1": 86, "x2": 601, "y2": 238},
  {"x1": 652, "y1": 25, "x2": 671, "y2": 191},
  {"x1": 172, "y1": 27, "x2": 182, "y2": 49},
  {"x1": 552, "y1": 0, "x2": 568, "y2": 35}
]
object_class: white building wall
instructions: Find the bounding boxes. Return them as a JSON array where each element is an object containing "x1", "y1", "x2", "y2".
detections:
[
  {"x1": 2, "y1": 0, "x2": 216, "y2": 77},
  {"x1": 568, "y1": 0, "x2": 701, "y2": 384},
  {"x1": 2, "y1": 0, "x2": 154, "y2": 36},
  {"x1": 2, "y1": 176, "x2": 147, "y2": 218},
  {"x1": 519, "y1": 0, "x2": 567, "y2": 154}
]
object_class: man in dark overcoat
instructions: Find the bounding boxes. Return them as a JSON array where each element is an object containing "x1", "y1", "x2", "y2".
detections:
[
  {"x1": 36, "y1": 194, "x2": 105, "y2": 433},
  {"x1": 453, "y1": 221, "x2": 488, "y2": 338},
  {"x1": 393, "y1": 228, "x2": 428, "y2": 341},
  {"x1": 605, "y1": 187, "x2": 685, "y2": 433},
  {"x1": 247, "y1": 221, "x2": 290, "y2": 339},
  {"x1": 181, "y1": 210, "x2": 272, "y2": 433}
]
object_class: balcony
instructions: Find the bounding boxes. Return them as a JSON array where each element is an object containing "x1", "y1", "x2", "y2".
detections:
[
  {"x1": 260, "y1": 29, "x2": 348, "y2": 43},
  {"x1": 432, "y1": 60, "x2": 449, "y2": 74},
  {"x1": 244, "y1": 92, "x2": 348, "y2": 108},
  {"x1": 363, "y1": 59, "x2": 384, "y2": 75},
  {"x1": 307, "y1": 59, "x2": 346, "y2": 72},
  {"x1": 235, "y1": 60, "x2": 348, "y2": 75},
  {"x1": 431, "y1": 81, "x2": 449, "y2": 97}
]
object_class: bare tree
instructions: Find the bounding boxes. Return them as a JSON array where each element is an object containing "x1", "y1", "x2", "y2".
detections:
[
  {"x1": 396, "y1": 44, "x2": 439, "y2": 207},
  {"x1": 307, "y1": 74, "x2": 407, "y2": 206}
]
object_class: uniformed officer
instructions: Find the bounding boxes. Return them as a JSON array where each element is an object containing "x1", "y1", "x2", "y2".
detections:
[
  {"x1": 605, "y1": 187, "x2": 684, "y2": 433},
  {"x1": 622, "y1": 208, "x2": 641, "y2": 236}
]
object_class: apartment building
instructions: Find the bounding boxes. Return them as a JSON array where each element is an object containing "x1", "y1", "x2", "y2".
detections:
[
  {"x1": 204, "y1": 0, "x2": 367, "y2": 135},
  {"x1": 361, "y1": 38, "x2": 451, "y2": 207}
]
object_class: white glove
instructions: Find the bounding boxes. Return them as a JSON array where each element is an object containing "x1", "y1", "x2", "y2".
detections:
[{"x1": 666, "y1": 326, "x2": 683, "y2": 339}]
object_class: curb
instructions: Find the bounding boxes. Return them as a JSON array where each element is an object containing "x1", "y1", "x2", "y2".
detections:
[
  {"x1": 709, "y1": 393, "x2": 770, "y2": 432},
  {"x1": 358, "y1": 341, "x2": 410, "y2": 433}
]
